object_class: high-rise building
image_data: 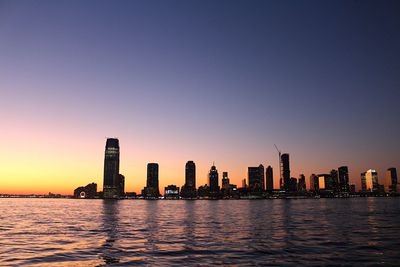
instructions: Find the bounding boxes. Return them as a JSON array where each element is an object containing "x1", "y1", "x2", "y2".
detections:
[
  {"x1": 281, "y1": 154, "x2": 290, "y2": 191},
  {"x1": 298, "y1": 174, "x2": 306, "y2": 192},
  {"x1": 103, "y1": 138, "x2": 120, "y2": 199},
  {"x1": 181, "y1": 161, "x2": 197, "y2": 198},
  {"x1": 242, "y1": 178, "x2": 247, "y2": 189},
  {"x1": 361, "y1": 169, "x2": 379, "y2": 192},
  {"x1": 248, "y1": 164, "x2": 265, "y2": 192},
  {"x1": 144, "y1": 163, "x2": 160, "y2": 198},
  {"x1": 222, "y1": 172, "x2": 230, "y2": 190},
  {"x1": 209, "y1": 163, "x2": 219, "y2": 194},
  {"x1": 329, "y1": 169, "x2": 339, "y2": 193},
  {"x1": 338, "y1": 166, "x2": 350, "y2": 193},
  {"x1": 116, "y1": 174, "x2": 125, "y2": 197},
  {"x1": 387, "y1": 168, "x2": 398, "y2": 193},
  {"x1": 310, "y1": 174, "x2": 319, "y2": 192},
  {"x1": 317, "y1": 174, "x2": 329, "y2": 190},
  {"x1": 266, "y1": 165, "x2": 273, "y2": 192}
]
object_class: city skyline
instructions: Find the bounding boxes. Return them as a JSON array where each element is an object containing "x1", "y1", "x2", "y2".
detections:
[{"x1": 1, "y1": 1, "x2": 399, "y2": 195}]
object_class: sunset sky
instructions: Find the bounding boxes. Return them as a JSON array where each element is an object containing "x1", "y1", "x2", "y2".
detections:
[{"x1": 1, "y1": 0, "x2": 399, "y2": 195}]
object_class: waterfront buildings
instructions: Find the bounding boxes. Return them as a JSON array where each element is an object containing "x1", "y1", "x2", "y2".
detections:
[
  {"x1": 266, "y1": 165, "x2": 273, "y2": 192},
  {"x1": 73, "y1": 183, "x2": 97, "y2": 198},
  {"x1": 298, "y1": 174, "x2": 306, "y2": 192},
  {"x1": 248, "y1": 165, "x2": 265, "y2": 192},
  {"x1": 387, "y1": 168, "x2": 398, "y2": 193},
  {"x1": 361, "y1": 169, "x2": 379, "y2": 193},
  {"x1": 181, "y1": 161, "x2": 197, "y2": 198},
  {"x1": 143, "y1": 163, "x2": 160, "y2": 198},
  {"x1": 209, "y1": 164, "x2": 219, "y2": 197},
  {"x1": 103, "y1": 138, "x2": 120, "y2": 199},
  {"x1": 338, "y1": 166, "x2": 350, "y2": 193},
  {"x1": 164, "y1": 185, "x2": 179, "y2": 199},
  {"x1": 310, "y1": 174, "x2": 319, "y2": 192},
  {"x1": 281, "y1": 153, "x2": 291, "y2": 191}
]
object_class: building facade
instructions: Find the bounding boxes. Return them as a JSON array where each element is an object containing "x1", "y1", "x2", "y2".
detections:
[
  {"x1": 144, "y1": 163, "x2": 160, "y2": 198},
  {"x1": 266, "y1": 165, "x2": 273, "y2": 192},
  {"x1": 248, "y1": 164, "x2": 265, "y2": 192},
  {"x1": 103, "y1": 138, "x2": 120, "y2": 199}
]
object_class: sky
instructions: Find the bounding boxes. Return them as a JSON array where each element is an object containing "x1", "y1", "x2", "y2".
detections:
[{"x1": 0, "y1": 0, "x2": 399, "y2": 195}]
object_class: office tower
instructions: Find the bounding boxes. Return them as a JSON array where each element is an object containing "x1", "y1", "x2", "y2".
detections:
[
  {"x1": 266, "y1": 165, "x2": 273, "y2": 192},
  {"x1": 290, "y1": 177, "x2": 298, "y2": 192},
  {"x1": 116, "y1": 174, "x2": 125, "y2": 197},
  {"x1": 209, "y1": 163, "x2": 219, "y2": 194},
  {"x1": 318, "y1": 174, "x2": 329, "y2": 190},
  {"x1": 338, "y1": 166, "x2": 350, "y2": 193},
  {"x1": 329, "y1": 169, "x2": 339, "y2": 193},
  {"x1": 248, "y1": 164, "x2": 265, "y2": 192},
  {"x1": 185, "y1": 161, "x2": 196, "y2": 189},
  {"x1": 361, "y1": 169, "x2": 379, "y2": 192},
  {"x1": 298, "y1": 174, "x2": 306, "y2": 192},
  {"x1": 144, "y1": 163, "x2": 160, "y2": 198},
  {"x1": 222, "y1": 172, "x2": 230, "y2": 190},
  {"x1": 387, "y1": 168, "x2": 398, "y2": 193},
  {"x1": 310, "y1": 174, "x2": 319, "y2": 192},
  {"x1": 281, "y1": 154, "x2": 290, "y2": 191},
  {"x1": 103, "y1": 138, "x2": 120, "y2": 199},
  {"x1": 181, "y1": 161, "x2": 197, "y2": 198}
]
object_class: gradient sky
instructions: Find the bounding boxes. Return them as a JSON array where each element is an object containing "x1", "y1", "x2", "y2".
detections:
[{"x1": 1, "y1": 0, "x2": 399, "y2": 195}]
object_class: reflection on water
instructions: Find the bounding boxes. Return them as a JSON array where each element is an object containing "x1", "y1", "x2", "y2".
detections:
[{"x1": 0, "y1": 198, "x2": 400, "y2": 266}]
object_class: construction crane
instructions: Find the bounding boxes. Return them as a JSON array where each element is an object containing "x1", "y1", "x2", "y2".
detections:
[{"x1": 274, "y1": 144, "x2": 283, "y2": 190}]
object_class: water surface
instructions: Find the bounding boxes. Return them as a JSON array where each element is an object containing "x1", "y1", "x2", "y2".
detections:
[{"x1": 0, "y1": 198, "x2": 399, "y2": 266}]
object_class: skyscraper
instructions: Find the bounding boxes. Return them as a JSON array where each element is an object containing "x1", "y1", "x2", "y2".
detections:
[
  {"x1": 103, "y1": 138, "x2": 120, "y2": 199},
  {"x1": 338, "y1": 166, "x2": 350, "y2": 193},
  {"x1": 144, "y1": 163, "x2": 160, "y2": 198},
  {"x1": 266, "y1": 165, "x2": 273, "y2": 192},
  {"x1": 248, "y1": 164, "x2": 265, "y2": 192},
  {"x1": 387, "y1": 168, "x2": 397, "y2": 193},
  {"x1": 209, "y1": 163, "x2": 219, "y2": 195},
  {"x1": 181, "y1": 161, "x2": 196, "y2": 198},
  {"x1": 361, "y1": 169, "x2": 379, "y2": 193},
  {"x1": 222, "y1": 172, "x2": 230, "y2": 190},
  {"x1": 310, "y1": 174, "x2": 319, "y2": 192},
  {"x1": 185, "y1": 161, "x2": 196, "y2": 189},
  {"x1": 116, "y1": 174, "x2": 125, "y2": 197},
  {"x1": 298, "y1": 174, "x2": 306, "y2": 192},
  {"x1": 281, "y1": 154, "x2": 290, "y2": 191}
]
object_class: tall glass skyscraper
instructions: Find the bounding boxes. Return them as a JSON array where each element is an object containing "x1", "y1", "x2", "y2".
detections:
[
  {"x1": 209, "y1": 164, "x2": 219, "y2": 194},
  {"x1": 266, "y1": 165, "x2": 273, "y2": 192},
  {"x1": 145, "y1": 163, "x2": 160, "y2": 198},
  {"x1": 248, "y1": 164, "x2": 265, "y2": 192},
  {"x1": 103, "y1": 138, "x2": 120, "y2": 199},
  {"x1": 281, "y1": 154, "x2": 290, "y2": 191},
  {"x1": 338, "y1": 166, "x2": 350, "y2": 193}
]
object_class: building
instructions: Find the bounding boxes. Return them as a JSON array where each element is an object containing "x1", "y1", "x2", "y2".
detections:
[
  {"x1": 317, "y1": 174, "x2": 328, "y2": 190},
  {"x1": 329, "y1": 169, "x2": 339, "y2": 193},
  {"x1": 266, "y1": 165, "x2": 273, "y2": 192},
  {"x1": 361, "y1": 169, "x2": 379, "y2": 193},
  {"x1": 144, "y1": 163, "x2": 160, "y2": 198},
  {"x1": 242, "y1": 178, "x2": 247, "y2": 189},
  {"x1": 164, "y1": 185, "x2": 179, "y2": 199},
  {"x1": 116, "y1": 174, "x2": 125, "y2": 198},
  {"x1": 298, "y1": 174, "x2": 306, "y2": 192},
  {"x1": 310, "y1": 174, "x2": 319, "y2": 192},
  {"x1": 73, "y1": 183, "x2": 97, "y2": 198},
  {"x1": 338, "y1": 166, "x2": 350, "y2": 193},
  {"x1": 209, "y1": 163, "x2": 219, "y2": 196},
  {"x1": 289, "y1": 177, "x2": 298, "y2": 192},
  {"x1": 222, "y1": 172, "x2": 230, "y2": 190},
  {"x1": 181, "y1": 161, "x2": 197, "y2": 198},
  {"x1": 248, "y1": 164, "x2": 265, "y2": 192},
  {"x1": 281, "y1": 153, "x2": 291, "y2": 191},
  {"x1": 387, "y1": 168, "x2": 398, "y2": 193},
  {"x1": 103, "y1": 138, "x2": 120, "y2": 199}
]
